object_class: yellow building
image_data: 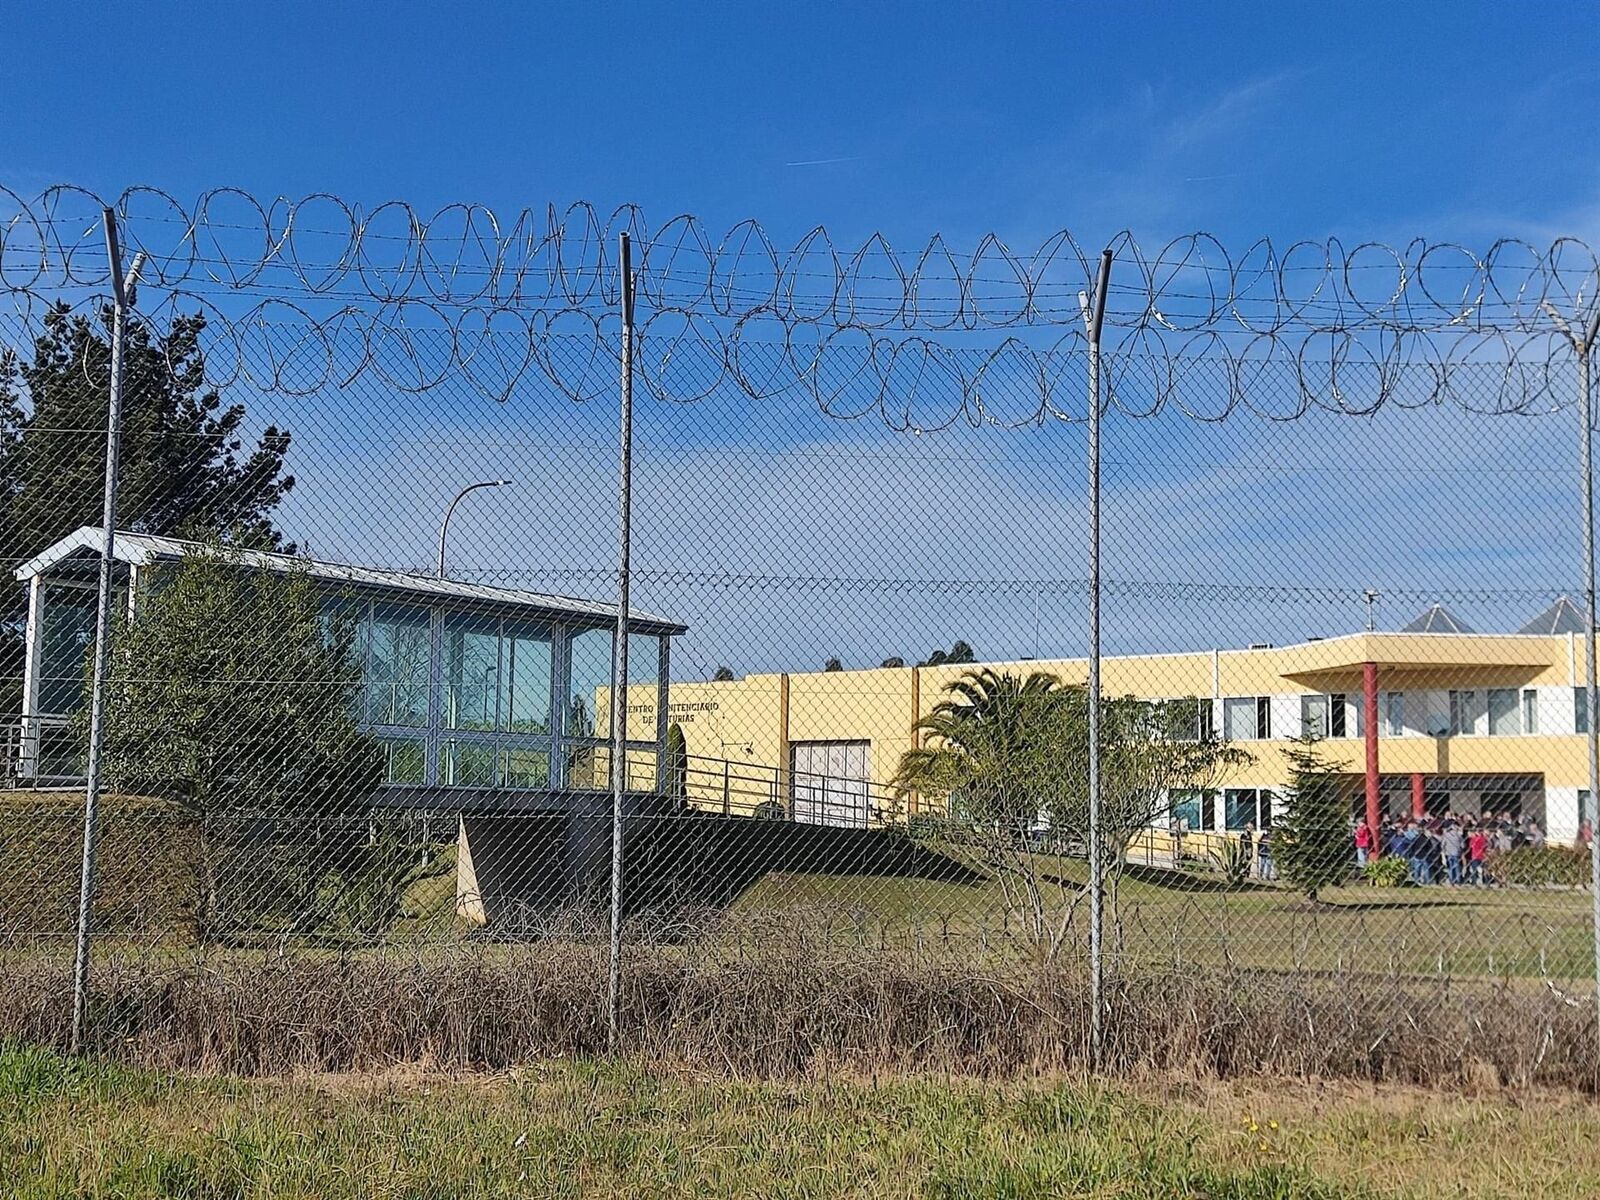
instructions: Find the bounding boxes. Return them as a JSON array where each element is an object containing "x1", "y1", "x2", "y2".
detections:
[{"x1": 625, "y1": 603, "x2": 1599, "y2": 845}]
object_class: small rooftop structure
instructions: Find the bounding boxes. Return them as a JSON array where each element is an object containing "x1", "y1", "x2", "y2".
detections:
[
  {"x1": 10, "y1": 527, "x2": 685, "y2": 792},
  {"x1": 1517, "y1": 595, "x2": 1589, "y2": 636},
  {"x1": 1400, "y1": 603, "x2": 1475, "y2": 634}
]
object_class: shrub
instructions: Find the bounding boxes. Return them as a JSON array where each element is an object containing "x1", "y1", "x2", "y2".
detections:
[
  {"x1": 1208, "y1": 839, "x2": 1252, "y2": 888},
  {"x1": 1361, "y1": 856, "x2": 1412, "y2": 888},
  {"x1": 1485, "y1": 845, "x2": 1591, "y2": 887}
]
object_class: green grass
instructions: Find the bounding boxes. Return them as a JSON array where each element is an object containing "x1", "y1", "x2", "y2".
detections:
[
  {"x1": 7, "y1": 1044, "x2": 1600, "y2": 1199},
  {"x1": 733, "y1": 853, "x2": 1597, "y2": 980}
]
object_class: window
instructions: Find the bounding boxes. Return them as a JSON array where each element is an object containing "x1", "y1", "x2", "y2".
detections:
[
  {"x1": 1583, "y1": 789, "x2": 1594, "y2": 829},
  {"x1": 37, "y1": 585, "x2": 97, "y2": 716},
  {"x1": 1522, "y1": 689, "x2": 1539, "y2": 735},
  {"x1": 1303, "y1": 693, "x2": 1359, "y2": 738},
  {"x1": 1448, "y1": 690, "x2": 1477, "y2": 736},
  {"x1": 446, "y1": 743, "x2": 552, "y2": 789},
  {"x1": 1329, "y1": 693, "x2": 1348, "y2": 738},
  {"x1": 381, "y1": 738, "x2": 426, "y2": 785},
  {"x1": 1300, "y1": 694, "x2": 1328, "y2": 739},
  {"x1": 1171, "y1": 789, "x2": 1212, "y2": 831},
  {"x1": 1577, "y1": 687, "x2": 1590, "y2": 736},
  {"x1": 1487, "y1": 687, "x2": 1520, "y2": 736},
  {"x1": 1223, "y1": 696, "x2": 1270, "y2": 740},
  {"x1": 502, "y1": 628, "x2": 554, "y2": 733},
  {"x1": 1169, "y1": 697, "x2": 1215, "y2": 741},
  {"x1": 362, "y1": 608, "x2": 431, "y2": 728},
  {"x1": 1384, "y1": 691, "x2": 1405, "y2": 736},
  {"x1": 1224, "y1": 788, "x2": 1274, "y2": 830},
  {"x1": 565, "y1": 628, "x2": 662, "y2": 744},
  {"x1": 567, "y1": 628, "x2": 612, "y2": 739},
  {"x1": 444, "y1": 618, "x2": 553, "y2": 734}
]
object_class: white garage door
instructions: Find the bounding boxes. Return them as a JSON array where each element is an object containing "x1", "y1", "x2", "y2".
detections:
[{"x1": 789, "y1": 740, "x2": 871, "y2": 828}]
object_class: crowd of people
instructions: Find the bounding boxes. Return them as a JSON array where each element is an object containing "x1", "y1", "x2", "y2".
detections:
[{"x1": 1353, "y1": 812, "x2": 1550, "y2": 885}]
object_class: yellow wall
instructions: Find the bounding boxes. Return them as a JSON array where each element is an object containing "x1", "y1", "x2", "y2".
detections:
[{"x1": 654, "y1": 630, "x2": 1591, "y2": 806}]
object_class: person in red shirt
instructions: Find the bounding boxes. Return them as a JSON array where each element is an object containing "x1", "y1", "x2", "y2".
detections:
[
  {"x1": 1467, "y1": 826, "x2": 1489, "y2": 887},
  {"x1": 1354, "y1": 820, "x2": 1374, "y2": 867}
]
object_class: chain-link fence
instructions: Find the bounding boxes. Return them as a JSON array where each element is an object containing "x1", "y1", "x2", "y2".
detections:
[{"x1": 3, "y1": 186, "x2": 1600, "y2": 1080}]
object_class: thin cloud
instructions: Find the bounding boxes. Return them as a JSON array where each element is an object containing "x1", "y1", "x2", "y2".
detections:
[{"x1": 784, "y1": 155, "x2": 864, "y2": 168}]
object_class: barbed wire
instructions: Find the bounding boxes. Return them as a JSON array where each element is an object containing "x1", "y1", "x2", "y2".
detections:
[{"x1": 2, "y1": 183, "x2": 1597, "y2": 425}]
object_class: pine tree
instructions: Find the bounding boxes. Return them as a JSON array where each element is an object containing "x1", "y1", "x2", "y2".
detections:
[{"x1": 1275, "y1": 733, "x2": 1352, "y2": 903}]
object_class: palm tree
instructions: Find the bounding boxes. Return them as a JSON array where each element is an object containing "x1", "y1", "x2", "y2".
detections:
[
  {"x1": 892, "y1": 666, "x2": 1070, "y2": 835},
  {"x1": 893, "y1": 668, "x2": 1080, "y2": 956}
]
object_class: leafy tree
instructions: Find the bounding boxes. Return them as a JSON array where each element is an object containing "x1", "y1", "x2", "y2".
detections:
[
  {"x1": 94, "y1": 549, "x2": 389, "y2": 945},
  {"x1": 1274, "y1": 734, "x2": 1353, "y2": 903},
  {"x1": 712, "y1": 666, "x2": 735, "y2": 682},
  {"x1": 918, "y1": 639, "x2": 976, "y2": 667},
  {"x1": 893, "y1": 669, "x2": 1246, "y2": 962},
  {"x1": 1, "y1": 306, "x2": 294, "y2": 715},
  {"x1": 824, "y1": 657, "x2": 843, "y2": 672},
  {"x1": 0, "y1": 350, "x2": 23, "y2": 716},
  {"x1": 880, "y1": 656, "x2": 906, "y2": 669}
]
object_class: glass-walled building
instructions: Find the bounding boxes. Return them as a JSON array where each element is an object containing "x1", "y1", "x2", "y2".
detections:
[{"x1": 8, "y1": 527, "x2": 684, "y2": 794}]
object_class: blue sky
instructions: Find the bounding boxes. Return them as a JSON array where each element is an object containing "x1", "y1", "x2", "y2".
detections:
[
  {"x1": 3, "y1": 3, "x2": 1598, "y2": 677},
  {"x1": 3, "y1": 3, "x2": 1597, "y2": 250}
]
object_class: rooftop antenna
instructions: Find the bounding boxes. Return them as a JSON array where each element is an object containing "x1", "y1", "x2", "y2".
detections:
[{"x1": 1363, "y1": 588, "x2": 1379, "y2": 632}]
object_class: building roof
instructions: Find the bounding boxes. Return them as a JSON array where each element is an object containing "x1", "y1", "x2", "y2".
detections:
[
  {"x1": 14, "y1": 527, "x2": 686, "y2": 635},
  {"x1": 1517, "y1": 595, "x2": 1589, "y2": 636},
  {"x1": 1399, "y1": 603, "x2": 1475, "y2": 634}
]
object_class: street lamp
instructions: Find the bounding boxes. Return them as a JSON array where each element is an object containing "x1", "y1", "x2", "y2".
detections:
[{"x1": 437, "y1": 479, "x2": 511, "y2": 578}]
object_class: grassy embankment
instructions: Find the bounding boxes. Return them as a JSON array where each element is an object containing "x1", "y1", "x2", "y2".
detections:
[{"x1": 4, "y1": 1043, "x2": 1599, "y2": 1199}]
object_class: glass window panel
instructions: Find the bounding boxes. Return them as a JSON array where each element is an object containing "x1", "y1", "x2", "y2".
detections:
[
  {"x1": 38, "y1": 586, "x2": 97, "y2": 715},
  {"x1": 445, "y1": 741, "x2": 498, "y2": 787},
  {"x1": 364, "y1": 609, "x2": 431, "y2": 728},
  {"x1": 1170, "y1": 789, "x2": 1203, "y2": 831},
  {"x1": 1384, "y1": 691, "x2": 1405, "y2": 736},
  {"x1": 501, "y1": 627, "x2": 553, "y2": 734},
  {"x1": 1487, "y1": 687, "x2": 1519, "y2": 736},
  {"x1": 1222, "y1": 697, "x2": 1258, "y2": 741},
  {"x1": 1300, "y1": 694, "x2": 1328, "y2": 739},
  {"x1": 1329, "y1": 693, "x2": 1348, "y2": 738},
  {"x1": 567, "y1": 627, "x2": 613, "y2": 740},
  {"x1": 1577, "y1": 687, "x2": 1590, "y2": 736},
  {"x1": 383, "y1": 738, "x2": 426, "y2": 785},
  {"x1": 501, "y1": 747, "x2": 551, "y2": 789},
  {"x1": 626, "y1": 632, "x2": 661, "y2": 742},
  {"x1": 1523, "y1": 689, "x2": 1539, "y2": 735},
  {"x1": 37, "y1": 723, "x2": 83, "y2": 777},
  {"x1": 1224, "y1": 789, "x2": 1257, "y2": 830},
  {"x1": 445, "y1": 621, "x2": 500, "y2": 731},
  {"x1": 565, "y1": 742, "x2": 609, "y2": 789}
]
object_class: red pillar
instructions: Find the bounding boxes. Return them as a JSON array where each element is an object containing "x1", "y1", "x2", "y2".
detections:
[
  {"x1": 1410, "y1": 772, "x2": 1426, "y2": 820},
  {"x1": 1363, "y1": 661, "x2": 1381, "y2": 854}
]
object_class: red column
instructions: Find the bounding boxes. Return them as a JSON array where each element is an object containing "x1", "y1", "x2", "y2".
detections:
[
  {"x1": 1410, "y1": 772, "x2": 1426, "y2": 820},
  {"x1": 1363, "y1": 661, "x2": 1381, "y2": 854}
]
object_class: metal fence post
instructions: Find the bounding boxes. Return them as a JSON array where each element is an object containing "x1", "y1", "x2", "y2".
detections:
[
  {"x1": 1080, "y1": 249, "x2": 1113, "y2": 1067},
  {"x1": 1547, "y1": 299, "x2": 1600, "y2": 1046},
  {"x1": 606, "y1": 232, "x2": 637, "y2": 1049},
  {"x1": 70, "y1": 208, "x2": 136, "y2": 1054},
  {"x1": 1582, "y1": 321, "x2": 1600, "y2": 1044}
]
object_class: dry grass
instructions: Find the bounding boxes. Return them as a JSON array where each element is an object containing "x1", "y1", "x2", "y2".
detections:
[{"x1": 2, "y1": 926, "x2": 1596, "y2": 1092}]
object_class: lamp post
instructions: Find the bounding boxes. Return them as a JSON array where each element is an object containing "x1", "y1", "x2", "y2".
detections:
[{"x1": 437, "y1": 480, "x2": 511, "y2": 578}]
